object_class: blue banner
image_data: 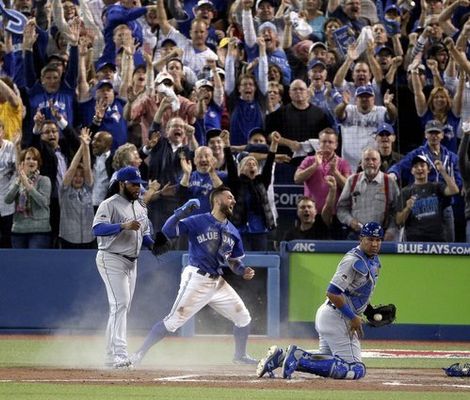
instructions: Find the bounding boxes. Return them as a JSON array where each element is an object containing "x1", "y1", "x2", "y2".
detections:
[{"x1": 284, "y1": 240, "x2": 470, "y2": 255}]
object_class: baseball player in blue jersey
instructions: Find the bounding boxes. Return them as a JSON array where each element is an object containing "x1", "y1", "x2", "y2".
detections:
[
  {"x1": 93, "y1": 166, "x2": 154, "y2": 369},
  {"x1": 131, "y1": 186, "x2": 258, "y2": 366},
  {"x1": 257, "y1": 222, "x2": 385, "y2": 380}
]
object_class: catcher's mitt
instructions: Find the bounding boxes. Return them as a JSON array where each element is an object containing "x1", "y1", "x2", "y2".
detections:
[
  {"x1": 443, "y1": 362, "x2": 470, "y2": 377},
  {"x1": 363, "y1": 303, "x2": 396, "y2": 327},
  {"x1": 151, "y1": 231, "x2": 172, "y2": 257}
]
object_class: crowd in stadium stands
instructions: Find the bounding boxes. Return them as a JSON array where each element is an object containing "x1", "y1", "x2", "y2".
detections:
[{"x1": 1, "y1": 0, "x2": 470, "y2": 250}]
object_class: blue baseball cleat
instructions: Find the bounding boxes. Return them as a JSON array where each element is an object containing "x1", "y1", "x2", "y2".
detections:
[
  {"x1": 282, "y1": 345, "x2": 301, "y2": 379},
  {"x1": 174, "y1": 198, "x2": 200, "y2": 219},
  {"x1": 256, "y1": 345, "x2": 285, "y2": 378}
]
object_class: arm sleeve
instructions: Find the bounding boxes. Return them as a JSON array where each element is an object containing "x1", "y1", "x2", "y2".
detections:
[
  {"x1": 224, "y1": 54, "x2": 236, "y2": 95},
  {"x1": 93, "y1": 222, "x2": 122, "y2": 236},
  {"x1": 224, "y1": 147, "x2": 239, "y2": 190},
  {"x1": 161, "y1": 214, "x2": 180, "y2": 238},
  {"x1": 142, "y1": 234, "x2": 154, "y2": 248},
  {"x1": 29, "y1": 176, "x2": 51, "y2": 209},
  {"x1": 327, "y1": 283, "x2": 343, "y2": 294},
  {"x1": 335, "y1": 178, "x2": 354, "y2": 226},
  {"x1": 24, "y1": 50, "x2": 37, "y2": 89},
  {"x1": 106, "y1": 6, "x2": 148, "y2": 27},
  {"x1": 242, "y1": 9, "x2": 257, "y2": 48},
  {"x1": 257, "y1": 50, "x2": 268, "y2": 96},
  {"x1": 64, "y1": 45, "x2": 79, "y2": 89},
  {"x1": 260, "y1": 151, "x2": 275, "y2": 187}
]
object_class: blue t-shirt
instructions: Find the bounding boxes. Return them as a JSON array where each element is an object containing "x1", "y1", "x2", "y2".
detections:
[
  {"x1": 245, "y1": 45, "x2": 291, "y2": 86},
  {"x1": 28, "y1": 82, "x2": 76, "y2": 128},
  {"x1": 187, "y1": 170, "x2": 227, "y2": 213},
  {"x1": 229, "y1": 98, "x2": 264, "y2": 146},
  {"x1": 80, "y1": 98, "x2": 128, "y2": 151}
]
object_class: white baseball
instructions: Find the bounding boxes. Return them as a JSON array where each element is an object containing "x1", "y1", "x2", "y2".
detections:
[{"x1": 373, "y1": 314, "x2": 383, "y2": 322}]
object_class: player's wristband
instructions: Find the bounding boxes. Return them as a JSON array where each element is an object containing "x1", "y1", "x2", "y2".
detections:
[{"x1": 338, "y1": 304, "x2": 356, "y2": 320}]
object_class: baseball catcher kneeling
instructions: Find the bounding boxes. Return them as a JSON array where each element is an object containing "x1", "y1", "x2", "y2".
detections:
[{"x1": 257, "y1": 222, "x2": 396, "y2": 380}]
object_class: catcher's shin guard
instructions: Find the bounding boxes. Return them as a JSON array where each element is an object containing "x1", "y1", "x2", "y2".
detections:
[{"x1": 298, "y1": 354, "x2": 366, "y2": 380}]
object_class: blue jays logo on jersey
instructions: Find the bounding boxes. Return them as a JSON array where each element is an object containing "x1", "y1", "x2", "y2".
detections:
[{"x1": 197, "y1": 230, "x2": 219, "y2": 243}]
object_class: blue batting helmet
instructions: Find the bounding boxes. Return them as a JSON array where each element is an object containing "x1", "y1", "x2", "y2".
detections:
[{"x1": 360, "y1": 222, "x2": 384, "y2": 239}]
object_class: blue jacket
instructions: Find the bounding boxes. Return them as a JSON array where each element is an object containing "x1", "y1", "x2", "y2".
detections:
[
  {"x1": 101, "y1": 4, "x2": 147, "y2": 63},
  {"x1": 387, "y1": 142, "x2": 462, "y2": 189}
]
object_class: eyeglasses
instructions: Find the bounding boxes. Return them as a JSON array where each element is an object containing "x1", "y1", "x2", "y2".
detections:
[{"x1": 268, "y1": 90, "x2": 280, "y2": 94}]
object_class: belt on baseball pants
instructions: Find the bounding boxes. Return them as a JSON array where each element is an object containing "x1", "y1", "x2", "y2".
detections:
[
  {"x1": 196, "y1": 269, "x2": 219, "y2": 279},
  {"x1": 326, "y1": 300, "x2": 337, "y2": 310},
  {"x1": 110, "y1": 252, "x2": 137, "y2": 262}
]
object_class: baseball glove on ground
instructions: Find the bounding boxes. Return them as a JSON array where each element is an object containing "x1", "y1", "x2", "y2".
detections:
[
  {"x1": 443, "y1": 362, "x2": 470, "y2": 377},
  {"x1": 363, "y1": 303, "x2": 397, "y2": 327}
]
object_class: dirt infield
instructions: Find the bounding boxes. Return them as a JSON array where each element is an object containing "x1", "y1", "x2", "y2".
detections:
[
  {"x1": 1, "y1": 335, "x2": 469, "y2": 393},
  {"x1": 1, "y1": 365, "x2": 469, "y2": 392}
]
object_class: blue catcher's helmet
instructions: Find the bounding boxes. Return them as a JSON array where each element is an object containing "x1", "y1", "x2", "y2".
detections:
[{"x1": 360, "y1": 222, "x2": 384, "y2": 239}]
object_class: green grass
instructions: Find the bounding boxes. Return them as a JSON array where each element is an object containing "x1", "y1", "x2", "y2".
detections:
[{"x1": 1, "y1": 384, "x2": 470, "y2": 400}]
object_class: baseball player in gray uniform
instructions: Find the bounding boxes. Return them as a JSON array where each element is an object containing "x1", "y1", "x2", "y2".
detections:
[
  {"x1": 257, "y1": 222, "x2": 385, "y2": 380},
  {"x1": 93, "y1": 166, "x2": 153, "y2": 368}
]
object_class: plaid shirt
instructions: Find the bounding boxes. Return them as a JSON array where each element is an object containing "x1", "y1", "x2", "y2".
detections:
[{"x1": 337, "y1": 170, "x2": 400, "y2": 232}]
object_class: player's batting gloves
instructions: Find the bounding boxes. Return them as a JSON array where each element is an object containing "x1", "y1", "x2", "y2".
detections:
[{"x1": 174, "y1": 198, "x2": 200, "y2": 219}]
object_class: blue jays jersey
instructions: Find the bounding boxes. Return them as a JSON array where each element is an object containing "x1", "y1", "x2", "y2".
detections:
[
  {"x1": 80, "y1": 98, "x2": 127, "y2": 151},
  {"x1": 187, "y1": 171, "x2": 227, "y2": 214},
  {"x1": 330, "y1": 246, "x2": 381, "y2": 314},
  {"x1": 177, "y1": 213, "x2": 245, "y2": 276}
]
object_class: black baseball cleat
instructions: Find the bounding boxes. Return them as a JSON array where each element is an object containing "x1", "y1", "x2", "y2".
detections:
[{"x1": 233, "y1": 354, "x2": 259, "y2": 365}]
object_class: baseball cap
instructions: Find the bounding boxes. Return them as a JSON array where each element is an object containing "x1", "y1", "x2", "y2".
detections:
[
  {"x1": 258, "y1": 21, "x2": 278, "y2": 34},
  {"x1": 375, "y1": 122, "x2": 395, "y2": 136},
  {"x1": 309, "y1": 42, "x2": 327, "y2": 52},
  {"x1": 308, "y1": 58, "x2": 326, "y2": 70},
  {"x1": 116, "y1": 166, "x2": 147, "y2": 185},
  {"x1": 95, "y1": 61, "x2": 116, "y2": 72},
  {"x1": 425, "y1": 119, "x2": 443, "y2": 133},
  {"x1": 214, "y1": 67, "x2": 225, "y2": 77},
  {"x1": 256, "y1": 0, "x2": 276, "y2": 7},
  {"x1": 96, "y1": 79, "x2": 114, "y2": 90},
  {"x1": 161, "y1": 38, "x2": 177, "y2": 47},
  {"x1": 384, "y1": 3, "x2": 401, "y2": 15},
  {"x1": 218, "y1": 37, "x2": 230, "y2": 48},
  {"x1": 248, "y1": 127, "x2": 267, "y2": 139},
  {"x1": 355, "y1": 85, "x2": 375, "y2": 97},
  {"x1": 411, "y1": 154, "x2": 430, "y2": 166},
  {"x1": 195, "y1": 0, "x2": 215, "y2": 10},
  {"x1": 155, "y1": 71, "x2": 174, "y2": 85},
  {"x1": 375, "y1": 45, "x2": 394, "y2": 56},
  {"x1": 195, "y1": 79, "x2": 214, "y2": 90}
]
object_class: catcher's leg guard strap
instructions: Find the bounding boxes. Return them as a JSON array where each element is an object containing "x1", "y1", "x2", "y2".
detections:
[{"x1": 298, "y1": 354, "x2": 366, "y2": 380}]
